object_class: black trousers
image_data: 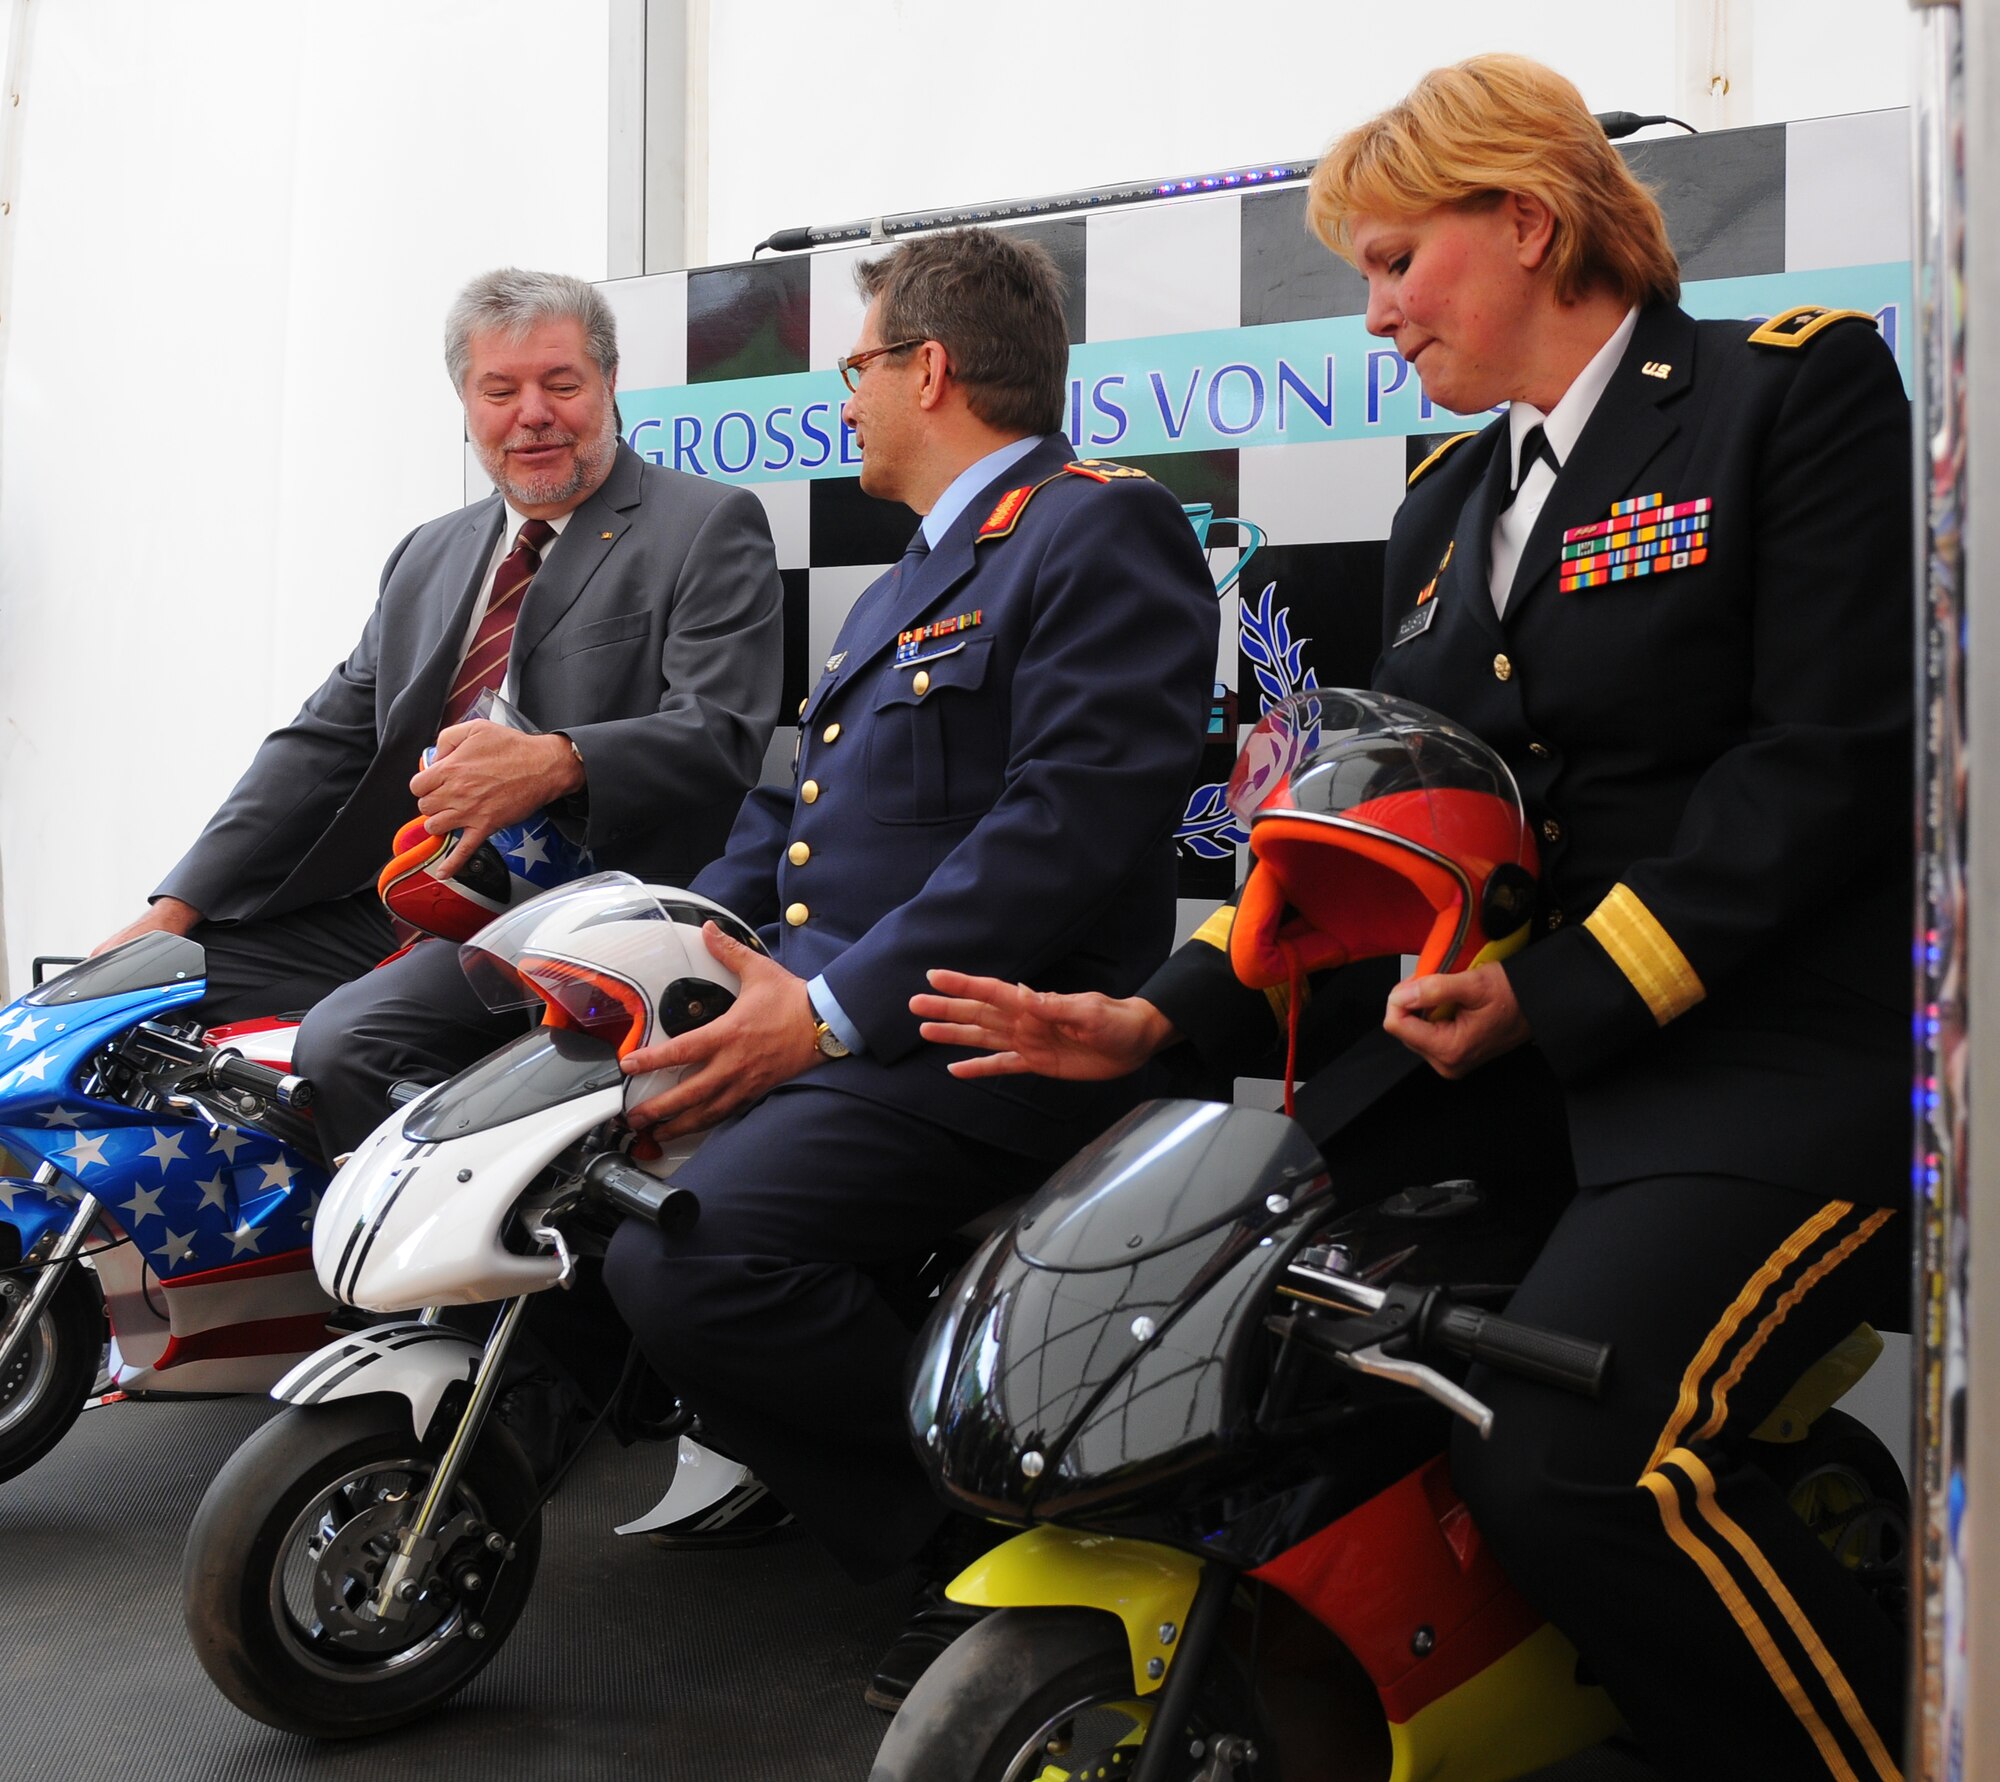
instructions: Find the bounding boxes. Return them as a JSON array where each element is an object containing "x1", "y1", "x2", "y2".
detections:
[
  {"x1": 601, "y1": 1083, "x2": 1050, "y2": 1582},
  {"x1": 190, "y1": 896, "x2": 525, "y2": 1159},
  {"x1": 1451, "y1": 1174, "x2": 1906, "y2": 1782}
]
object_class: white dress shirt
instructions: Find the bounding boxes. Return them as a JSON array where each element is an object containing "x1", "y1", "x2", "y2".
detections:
[{"x1": 457, "y1": 502, "x2": 574, "y2": 704}]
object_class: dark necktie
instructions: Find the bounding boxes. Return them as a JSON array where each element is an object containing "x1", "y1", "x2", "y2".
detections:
[
  {"x1": 444, "y1": 518, "x2": 557, "y2": 726},
  {"x1": 1497, "y1": 423, "x2": 1561, "y2": 513}
]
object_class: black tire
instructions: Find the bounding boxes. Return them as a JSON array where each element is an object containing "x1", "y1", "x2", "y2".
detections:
[
  {"x1": 1763, "y1": 1407, "x2": 1910, "y2": 1626},
  {"x1": 0, "y1": 1263, "x2": 104, "y2": 1484},
  {"x1": 181, "y1": 1393, "x2": 542, "y2": 1738},
  {"x1": 871, "y1": 1607, "x2": 1272, "y2": 1782}
]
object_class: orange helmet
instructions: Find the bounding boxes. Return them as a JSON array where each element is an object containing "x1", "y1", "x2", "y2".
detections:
[{"x1": 1224, "y1": 690, "x2": 1540, "y2": 990}]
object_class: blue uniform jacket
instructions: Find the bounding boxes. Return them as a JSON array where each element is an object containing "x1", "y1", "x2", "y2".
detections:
[{"x1": 692, "y1": 434, "x2": 1218, "y2": 1160}]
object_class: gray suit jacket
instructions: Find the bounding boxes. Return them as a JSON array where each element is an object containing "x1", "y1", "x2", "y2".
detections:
[{"x1": 160, "y1": 444, "x2": 783, "y2": 922}]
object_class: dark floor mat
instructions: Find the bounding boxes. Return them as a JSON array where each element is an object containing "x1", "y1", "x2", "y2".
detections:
[{"x1": 0, "y1": 1395, "x2": 1656, "y2": 1780}]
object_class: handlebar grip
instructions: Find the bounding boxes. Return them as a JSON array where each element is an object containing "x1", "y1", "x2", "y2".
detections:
[
  {"x1": 581, "y1": 1153, "x2": 700, "y2": 1234},
  {"x1": 1435, "y1": 1305, "x2": 1611, "y2": 1398},
  {"x1": 209, "y1": 1051, "x2": 315, "y2": 1112}
]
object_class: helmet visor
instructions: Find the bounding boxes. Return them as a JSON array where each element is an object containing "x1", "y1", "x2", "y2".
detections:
[
  {"x1": 459, "y1": 870, "x2": 663, "y2": 1016},
  {"x1": 1226, "y1": 689, "x2": 1529, "y2": 867}
]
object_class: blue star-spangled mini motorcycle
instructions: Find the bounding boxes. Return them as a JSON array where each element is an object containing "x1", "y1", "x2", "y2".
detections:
[{"x1": 0, "y1": 932, "x2": 330, "y2": 1483}]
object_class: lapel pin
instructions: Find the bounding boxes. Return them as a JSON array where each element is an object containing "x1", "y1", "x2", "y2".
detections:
[
  {"x1": 1641, "y1": 361, "x2": 1672, "y2": 380},
  {"x1": 600, "y1": 530, "x2": 614, "y2": 540}
]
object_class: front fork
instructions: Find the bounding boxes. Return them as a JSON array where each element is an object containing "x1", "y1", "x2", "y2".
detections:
[
  {"x1": 0, "y1": 1164, "x2": 99, "y2": 1384},
  {"x1": 370, "y1": 1294, "x2": 529, "y2": 1622}
]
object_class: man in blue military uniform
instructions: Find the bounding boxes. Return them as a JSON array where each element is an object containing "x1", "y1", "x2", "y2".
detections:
[{"x1": 598, "y1": 227, "x2": 1218, "y2": 1700}]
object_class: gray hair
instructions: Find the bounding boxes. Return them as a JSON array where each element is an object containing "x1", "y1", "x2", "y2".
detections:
[{"x1": 444, "y1": 268, "x2": 619, "y2": 390}]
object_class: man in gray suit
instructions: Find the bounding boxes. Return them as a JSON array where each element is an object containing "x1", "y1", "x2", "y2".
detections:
[{"x1": 95, "y1": 268, "x2": 784, "y2": 1158}]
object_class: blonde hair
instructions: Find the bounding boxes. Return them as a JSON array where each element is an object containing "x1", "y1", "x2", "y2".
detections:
[{"x1": 1307, "y1": 54, "x2": 1679, "y2": 308}]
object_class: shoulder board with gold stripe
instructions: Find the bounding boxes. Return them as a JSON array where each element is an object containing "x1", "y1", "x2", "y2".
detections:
[
  {"x1": 1406, "y1": 431, "x2": 1479, "y2": 488},
  {"x1": 1063, "y1": 459, "x2": 1152, "y2": 483},
  {"x1": 976, "y1": 472, "x2": 1066, "y2": 542},
  {"x1": 1746, "y1": 305, "x2": 1876, "y2": 350}
]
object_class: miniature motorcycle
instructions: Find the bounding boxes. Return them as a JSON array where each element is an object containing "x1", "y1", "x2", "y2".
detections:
[
  {"x1": 182, "y1": 873, "x2": 762, "y2": 1738},
  {"x1": 875, "y1": 1098, "x2": 1907, "y2": 1782},
  {"x1": 0, "y1": 934, "x2": 329, "y2": 1485}
]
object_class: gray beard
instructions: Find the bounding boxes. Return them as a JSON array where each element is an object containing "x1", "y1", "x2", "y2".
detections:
[{"x1": 482, "y1": 407, "x2": 618, "y2": 510}]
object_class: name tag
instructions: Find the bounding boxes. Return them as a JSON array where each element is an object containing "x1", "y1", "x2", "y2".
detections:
[{"x1": 1392, "y1": 601, "x2": 1438, "y2": 648}]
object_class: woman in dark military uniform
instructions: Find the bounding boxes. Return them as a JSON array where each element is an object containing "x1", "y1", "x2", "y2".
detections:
[{"x1": 915, "y1": 55, "x2": 1911, "y2": 1782}]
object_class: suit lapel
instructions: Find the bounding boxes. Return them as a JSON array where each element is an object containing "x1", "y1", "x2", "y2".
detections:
[
  {"x1": 513, "y1": 444, "x2": 644, "y2": 667},
  {"x1": 1429, "y1": 424, "x2": 1510, "y2": 646},
  {"x1": 383, "y1": 497, "x2": 504, "y2": 742},
  {"x1": 1505, "y1": 304, "x2": 1695, "y2": 616}
]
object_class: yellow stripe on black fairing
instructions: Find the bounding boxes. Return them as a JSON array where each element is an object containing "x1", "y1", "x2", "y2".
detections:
[{"x1": 1583, "y1": 883, "x2": 1705, "y2": 1024}]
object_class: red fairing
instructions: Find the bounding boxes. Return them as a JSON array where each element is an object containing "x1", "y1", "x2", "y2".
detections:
[{"x1": 1249, "y1": 1455, "x2": 1543, "y2": 1723}]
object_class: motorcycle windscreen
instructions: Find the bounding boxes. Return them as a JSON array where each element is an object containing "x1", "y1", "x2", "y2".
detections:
[
  {"x1": 401, "y1": 1026, "x2": 624, "y2": 1142},
  {"x1": 19, "y1": 932, "x2": 206, "y2": 1006},
  {"x1": 1017, "y1": 1099, "x2": 1326, "y2": 1269},
  {"x1": 913, "y1": 1100, "x2": 1329, "y2": 1519}
]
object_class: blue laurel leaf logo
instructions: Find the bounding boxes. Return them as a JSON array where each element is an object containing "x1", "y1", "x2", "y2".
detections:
[{"x1": 1176, "y1": 580, "x2": 1322, "y2": 860}]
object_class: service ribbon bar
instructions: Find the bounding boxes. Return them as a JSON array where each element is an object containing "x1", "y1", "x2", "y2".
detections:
[
  {"x1": 896, "y1": 609, "x2": 983, "y2": 662},
  {"x1": 1559, "y1": 495, "x2": 1714, "y2": 594}
]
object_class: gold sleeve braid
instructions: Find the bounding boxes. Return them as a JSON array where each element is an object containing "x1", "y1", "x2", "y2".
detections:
[
  {"x1": 1188, "y1": 902, "x2": 1297, "y2": 1028},
  {"x1": 1583, "y1": 884, "x2": 1706, "y2": 1024}
]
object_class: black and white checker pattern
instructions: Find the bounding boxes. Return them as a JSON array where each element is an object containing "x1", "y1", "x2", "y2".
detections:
[{"x1": 461, "y1": 110, "x2": 1910, "y2": 938}]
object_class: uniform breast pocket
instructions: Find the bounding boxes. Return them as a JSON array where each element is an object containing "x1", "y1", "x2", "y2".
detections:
[
  {"x1": 865, "y1": 636, "x2": 1005, "y2": 824},
  {"x1": 559, "y1": 610, "x2": 653, "y2": 656}
]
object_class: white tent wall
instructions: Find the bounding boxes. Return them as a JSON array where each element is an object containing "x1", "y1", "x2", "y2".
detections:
[
  {"x1": 698, "y1": 0, "x2": 1912, "y2": 264},
  {"x1": 0, "y1": 0, "x2": 612, "y2": 992}
]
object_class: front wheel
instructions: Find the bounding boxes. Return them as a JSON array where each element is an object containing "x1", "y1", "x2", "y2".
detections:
[
  {"x1": 871, "y1": 1607, "x2": 1271, "y2": 1782},
  {"x1": 182, "y1": 1394, "x2": 542, "y2": 1737},
  {"x1": 0, "y1": 1262, "x2": 104, "y2": 1484}
]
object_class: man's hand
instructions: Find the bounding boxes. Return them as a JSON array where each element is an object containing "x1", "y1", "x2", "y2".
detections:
[
  {"x1": 623, "y1": 924, "x2": 820, "y2": 1138},
  {"x1": 1383, "y1": 963, "x2": 1531, "y2": 1079},
  {"x1": 92, "y1": 896, "x2": 202, "y2": 957},
  {"x1": 409, "y1": 721, "x2": 584, "y2": 880},
  {"x1": 911, "y1": 970, "x2": 1178, "y2": 1081}
]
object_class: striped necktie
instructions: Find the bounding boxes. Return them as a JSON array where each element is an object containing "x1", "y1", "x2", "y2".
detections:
[{"x1": 443, "y1": 518, "x2": 556, "y2": 726}]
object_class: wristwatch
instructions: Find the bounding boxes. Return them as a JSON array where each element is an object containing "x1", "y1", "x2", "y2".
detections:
[{"x1": 810, "y1": 992, "x2": 851, "y2": 1060}]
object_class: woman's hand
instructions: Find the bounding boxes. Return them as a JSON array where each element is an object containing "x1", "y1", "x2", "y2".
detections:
[
  {"x1": 912, "y1": 970, "x2": 1179, "y2": 1081},
  {"x1": 1383, "y1": 963, "x2": 1531, "y2": 1079}
]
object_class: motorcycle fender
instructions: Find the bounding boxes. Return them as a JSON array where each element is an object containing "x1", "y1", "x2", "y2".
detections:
[
  {"x1": 270, "y1": 1320, "x2": 482, "y2": 1444},
  {"x1": 947, "y1": 1525, "x2": 1202, "y2": 1696},
  {"x1": 0, "y1": 1180, "x2": 80, "y2": 1265}
]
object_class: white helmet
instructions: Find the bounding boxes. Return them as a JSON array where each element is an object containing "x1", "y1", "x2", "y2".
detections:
[{"x1": 460, "y1": 870, "x2": 766, "y2": 1112}]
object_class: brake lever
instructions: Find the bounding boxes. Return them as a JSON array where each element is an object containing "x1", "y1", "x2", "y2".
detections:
[{"x1": 1341, "y1": 1342, "x2": 1494, "y2": 1438}]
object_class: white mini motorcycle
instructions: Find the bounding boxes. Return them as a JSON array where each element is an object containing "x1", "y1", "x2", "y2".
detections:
[{"x1": 180, "y1": 874, "x2": 761, "y2": 1738}]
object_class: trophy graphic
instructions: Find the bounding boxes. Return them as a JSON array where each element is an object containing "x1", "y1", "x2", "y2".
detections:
[{"x1": 1181, "y1": 502, "x2": 1267, "y2": 597}]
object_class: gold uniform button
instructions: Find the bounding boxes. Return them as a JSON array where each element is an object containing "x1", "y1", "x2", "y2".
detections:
[
  {"x1": 1528, "y1": 742, "x2": 1552, "y2": 759},
  {"x1": 785, "y1": 902, "x2": 809, "y2": 927},
  {"x1": 822, "y1": 722, "x2": 842, "y2": 744},
  {"x1": 1547, "y1": 908, "x2": 1565, "y2": 931},
  {"x1": 1541, "y1": 818, "x2": 1563, "y2": 844},
  {"x1": 912, "y1": 670, "x2": 931, "y2": 696},
  {"x1": 797, "y1": 696, "x2": 809, "y2": 716},
  {"x1": 788, "y1": 841, "x2": 811, "y2": 867},
  {"x1": 801, "y1": 779, "x2": 820, "y2": 804},
  {"x1": 1493, "y1": 653, "x2": 1513, "y2": 682}
]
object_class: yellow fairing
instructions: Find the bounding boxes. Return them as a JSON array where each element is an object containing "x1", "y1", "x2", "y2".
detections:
[
  {"x1": 947, "y1": 1526, "x2": 1203, "y2": 1696},
  {"x1": 1387, "y1": 1623, "x2": 1624, "y2": 1782}
]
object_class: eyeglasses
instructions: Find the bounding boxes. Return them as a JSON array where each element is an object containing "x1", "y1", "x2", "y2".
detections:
[{"x1": 836, "y1": 339, "x2": 926, "y2": 393}]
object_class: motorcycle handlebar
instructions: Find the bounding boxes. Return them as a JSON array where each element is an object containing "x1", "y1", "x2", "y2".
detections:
[
  {"x1": 207, "y1": 1051, "x2": 315, "y2": 1112},
  {"x1": 1431, "y1": 1303, "x2": 1610, "y2": 1399},
  {"x1": 581, "y1": 1152, "x2": 700, "y2": 1234}
]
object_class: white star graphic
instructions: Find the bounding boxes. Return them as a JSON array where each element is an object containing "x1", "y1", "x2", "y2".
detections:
[
  {"x1": 299, "y1": 1186, "x2": 323, "y2": 1224},
  {"x1": 11, "y1": 1049, "x2": 57, "y2": 1086},
  {"x1": 63, "y1": 1132, "x2": 109, "y2": 1172},
  {"x1": 5, "y1": 1014, "x2": 43, "y2": 1050},
  {"x1": 142, "y1": 1129, "x2": 186, "y2": 1169},
  {"x1": 121, "y1": 1182, "x2": 165, "y2": 1225},
  {"x1": 159, "y1": 1228, "x2": 197, "y2": 1267},
  {"x1": 226, "y1": 1219, "x2": 264, "y2": 1257},
  {"x1": 258, "y1": 1156, "x2": 298, "y2": 1193},
  {"x1": 0, "y1": 1180, "x2": 15, "y2": 1211},
  {"x1": 195, "y1": 1171, "x2": 230, "y2": 1211},
  {"x1": 508, "y1": 830, "x2": 551, "y2": 870},
  {"x1": 0, "y1": 1006, "x2": 17, "y2": 1032},
  {"x1": 208, "y1": 1127, "x2": 250, "y2": 1162},
  {"x1": 37, "y1": 1105, "x2": 85, "y2": 1129}
]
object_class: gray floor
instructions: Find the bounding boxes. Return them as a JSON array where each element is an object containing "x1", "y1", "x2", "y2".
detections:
[{"x1": 0, "y1": 1395, "x2": 1657, "y2": 1782}]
